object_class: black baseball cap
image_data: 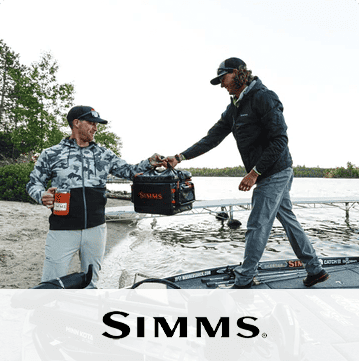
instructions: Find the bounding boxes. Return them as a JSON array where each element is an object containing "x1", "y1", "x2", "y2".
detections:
[
  {"x1": 210, "y1": 57, "x2": 246, "y2": 85},
  {"x1": 67, "y1": 105, "x2": 108, "y2": 125}
]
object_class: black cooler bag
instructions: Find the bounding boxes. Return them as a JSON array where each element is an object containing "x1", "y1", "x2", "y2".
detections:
[{"x1": 131, "y1": 168, "x2": 195, "y2": 215}]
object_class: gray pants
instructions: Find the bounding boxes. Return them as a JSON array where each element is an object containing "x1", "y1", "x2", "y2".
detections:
[
  {"x1": 41, "y1": 223, "x2": 107, "y2": 288},
  {"x1": 234, "y1": 167, "x2": 322, "y2": 286}
]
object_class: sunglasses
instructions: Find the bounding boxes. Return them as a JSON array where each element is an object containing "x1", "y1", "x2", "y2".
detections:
[
  {"x1": 78, "y1": 110, "x2": 100, "y2": 120},
  {"x1": 218, "y1": 68, "x2": 234, "y2": 82},
  {"x1": 218, "y1": 67, "x2": 235, "y2": 74}
]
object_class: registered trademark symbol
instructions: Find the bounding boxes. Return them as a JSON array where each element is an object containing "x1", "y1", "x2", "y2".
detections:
[{"x1": 262, "y1": 333, "x2": 267, "y2": 338}]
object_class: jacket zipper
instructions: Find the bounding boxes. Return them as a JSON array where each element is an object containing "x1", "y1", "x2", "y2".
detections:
[{"x1": 80, "y1": 147, "x2": 88, "y2": 229}]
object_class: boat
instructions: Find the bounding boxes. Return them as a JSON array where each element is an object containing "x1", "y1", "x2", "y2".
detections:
[
  {"x1": 130, "y1": 256, "x2": 359, "y2": 289},
  {"x1": 11, "y1": 258, "x2": 359, "y2": 361},
  {"x1": 25, "y1": 255, "x2": 359, "y2": 290}
]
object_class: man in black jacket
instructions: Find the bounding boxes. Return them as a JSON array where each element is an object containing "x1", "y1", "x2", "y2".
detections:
[{"x1": 166, "y1": 57, "x2": 329, "y2": 288}]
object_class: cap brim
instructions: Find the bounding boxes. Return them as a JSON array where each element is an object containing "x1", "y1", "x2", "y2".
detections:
[
  {"x1": 210, "y1": 70, "x2": 228, "y2": 85},
  {"x1": 85, "y1": 116, "x2": 108, "y2": 124}
]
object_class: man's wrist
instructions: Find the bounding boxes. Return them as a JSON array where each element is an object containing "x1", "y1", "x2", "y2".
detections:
[
  {"x1": 175, "y1": 154, "x2": 186, "y2": 162},
  {"x1": 252, "y1": 166, "x2": 261, "y2": 176}
]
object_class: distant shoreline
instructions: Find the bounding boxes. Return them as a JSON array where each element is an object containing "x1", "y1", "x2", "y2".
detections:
[
  {"x1": 106, "y1": 166, "x2": 359, "y2": 180},
  {"x1": 179, "y1": 163, "x2": 359, "y2": 179}
]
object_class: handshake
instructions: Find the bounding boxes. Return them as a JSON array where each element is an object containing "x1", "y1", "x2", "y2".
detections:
[{"x1": 148, "y1": 153, "x2": 185, "y2": 168}]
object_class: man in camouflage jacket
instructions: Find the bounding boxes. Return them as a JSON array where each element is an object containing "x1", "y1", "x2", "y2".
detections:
[{"x1": 27, "y1": 105, "x2": 165, "y2": 288}]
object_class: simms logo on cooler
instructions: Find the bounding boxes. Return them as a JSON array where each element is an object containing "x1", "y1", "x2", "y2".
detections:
[
  {"x1": 138, "y1": 191, "x2": 163, "y2": 200},
  {"x1": 102, "y1": 312, "x2": 261, "y2": 339}
]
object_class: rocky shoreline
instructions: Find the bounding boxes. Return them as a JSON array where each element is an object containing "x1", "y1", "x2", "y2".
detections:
[{"x1": 106, "y1": 190, "x2": 131, "y2": 200}]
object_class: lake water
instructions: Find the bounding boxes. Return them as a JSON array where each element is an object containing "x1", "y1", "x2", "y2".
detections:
[{"x1": 98, "y1": 177, "x2": 359, "y2": 288}]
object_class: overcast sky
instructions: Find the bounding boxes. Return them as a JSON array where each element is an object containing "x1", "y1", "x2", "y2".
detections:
[{"x1": 1, "y1": 0, "x2": 358, "y2": 169}]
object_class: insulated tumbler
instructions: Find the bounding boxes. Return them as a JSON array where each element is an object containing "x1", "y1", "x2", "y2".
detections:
[{"x1": 53, "y1": 190, "x2": 71, "y2": 216}]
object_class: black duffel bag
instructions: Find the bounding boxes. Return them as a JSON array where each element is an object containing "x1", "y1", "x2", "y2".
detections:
[{"x1": 131, "y1": 167, "x2": 195, "y2": 215}]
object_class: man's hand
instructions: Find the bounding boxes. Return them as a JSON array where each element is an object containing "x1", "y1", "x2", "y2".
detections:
[
  {"x1": 164, "y1": 156, "x2": 179, "y2": 168},
  {"x1": 149, "y1": 153, "x2": 167, "y2": 168},
  {"x1": 238, "y1": 170, "x2": 258, "y2": 192},
  {"x1": 42, "y1": 187, "x2": 57, "y2": 208}
]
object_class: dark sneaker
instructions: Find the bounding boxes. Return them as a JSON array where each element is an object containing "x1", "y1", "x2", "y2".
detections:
[{"x1": 303, "y1": 270, "x2": 330, "y2": 287}]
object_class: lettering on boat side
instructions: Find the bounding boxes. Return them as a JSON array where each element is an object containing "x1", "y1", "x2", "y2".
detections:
[
  {"x1": 318, "y1": 258, "x2": 359, "y2": 265},
  {"x1": 66, "y1": 326, "x2": 94, "y2": 344},
  {"x1": 174, "y1": 270, "x2": 211, "y2": 282},
  {"x1": 260, "y1": 262, "x2": 288, "y2": 269},
  {"x1": 288, "y1": 260, "x2": 303, "y2": 268},
  {"x1": 322, "y1": 259, "x2": 342, "y2": 265}
]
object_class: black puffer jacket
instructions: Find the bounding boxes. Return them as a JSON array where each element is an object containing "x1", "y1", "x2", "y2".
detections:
[{"x1": 181, "y1": 77, "x2": 293, "y2": 181}]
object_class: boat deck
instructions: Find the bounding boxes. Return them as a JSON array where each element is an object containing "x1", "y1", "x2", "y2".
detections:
[
  {"x1": 171, "y1": 264, "x2": 359, "y2": 289},
  {"x1": 132, "y1": 257, "x2": 359, "y2": 290}
]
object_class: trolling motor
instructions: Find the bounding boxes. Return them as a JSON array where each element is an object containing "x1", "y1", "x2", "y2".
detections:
[
  {"x1": 11, "y1": 265, "x2": 94, "y2": 310},
  {"x1": 31, "y1": 264, "x2": 93, "y2": 289}
]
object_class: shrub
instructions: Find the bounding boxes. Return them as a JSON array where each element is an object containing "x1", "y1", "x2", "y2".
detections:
[
  {"x1": 293, "y1": 165, "x2": 330, "y2": 178},
  {"x1": 0, "y1": 162, "x2": 38, "y2": 203},
  {"x1": 0, "y1": 132, "x2": 23, "y2": 160},
  {"x1": 325, "y1": 162, "x2": 359, "y2": 178},
  {"x1": 181, "y1": 166, "x2": 247, "y2": 177}
]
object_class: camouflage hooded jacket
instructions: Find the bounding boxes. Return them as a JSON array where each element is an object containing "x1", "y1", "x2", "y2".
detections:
[{"x1": 26, "y1": 137, "x2": 152, "y2": 230}]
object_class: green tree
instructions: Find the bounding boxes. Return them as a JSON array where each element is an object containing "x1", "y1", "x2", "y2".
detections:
[
  {"x1": 11, "y1": 51, "x2": 75, "y2": 156},
  {"x1": 0, "y1": 131, "x2": 21, "y2": 159},
  {"x1": 0, "y1": 40, "x2": 123, "y2": 161},
  {"x1": 0, "y1": 39, "x2": 17, "y2": 130},
  {"x1": 0, "y1": 39, "x2": 28, "y2": 158},
  {"x1": 94, "y1": 123, "x2": 122, "y2": 157},
  {"x1": 6, "y1": 63, "x2": 42, "y2": 156}
]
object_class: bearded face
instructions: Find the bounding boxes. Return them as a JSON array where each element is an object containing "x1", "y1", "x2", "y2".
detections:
[{"x1": 221, "y1": 70, "x2": 249, "y2": 96}]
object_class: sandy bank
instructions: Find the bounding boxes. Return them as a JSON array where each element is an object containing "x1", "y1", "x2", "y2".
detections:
[{"x1": 0, "y1": 198, "x2": 132, "y2": 289}]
